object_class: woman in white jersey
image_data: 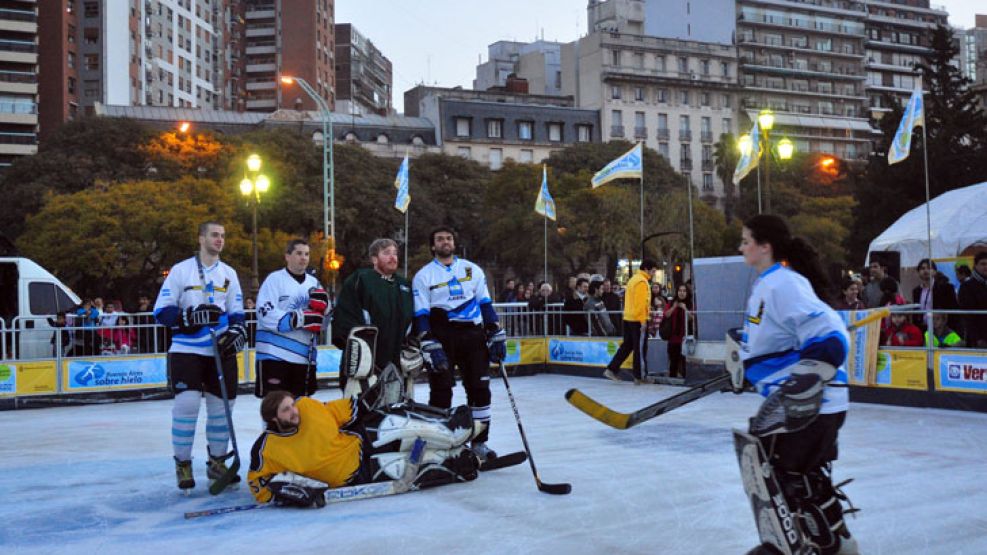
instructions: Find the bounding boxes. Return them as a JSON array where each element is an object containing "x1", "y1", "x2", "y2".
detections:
[{"x1": 738, "y1": 214, "x2": 857, "y2": 555}]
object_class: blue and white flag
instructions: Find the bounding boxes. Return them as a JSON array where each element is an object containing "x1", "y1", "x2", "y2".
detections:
[
  {"x1": 732, "y1": 122, "x2": 760, "y2": 185},
  {"x1": 888, "y1": 88, "x2": 925, "y2": 165},
  {"x1": 393, "y1": 154, "x2": 410, "y2": 213},
  {"x1": 534, "y1": 164, "x2": 557, "y2": 221},
  {"x1": 591, "y1": 143, "x2": 642, "y2": 188}
]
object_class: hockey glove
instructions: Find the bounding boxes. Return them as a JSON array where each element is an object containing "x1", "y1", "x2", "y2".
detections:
[
  {"x1": 179, "y1": 304, "x2": 222, "y2": 333},
  {"x1": 485, "y1": 324, "x2": 507, "y2": 363},
  {"x1": 420, "y1": 337, "x2": 449, "y2": 373},
  {"x1": 292, "y1": 309, "x2": 325, "y2": 334},
  {"x1": 308, "y1": 287, "x2": 330, "y2": 314},
  {"x1": 216, "y1": 323, "x2": 248, "y2": 357},
  {"x1": 749, "y1": 372, "x2": 825, "y2": 437},
  {"x1": 399, "y1": 342, "x2": 426, "y2": 378},
  {"x1": 268, "y1": 472, "x2": 329, "y2": 508}
]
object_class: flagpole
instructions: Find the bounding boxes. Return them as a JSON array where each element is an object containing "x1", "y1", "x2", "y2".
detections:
[
  {"x1": 639, "y1": 172, "x2": 644, "y2": 254},
  {"x1": 404, "y1": 209, "x2": 409, "y2": 276},
  {"x1": 756, "y1": 164, "x2": 762, "y2": 214},
  {"x1": 686, "y1": 173, "x2": 696, "y2": 281},
  {"x1": 543, "y1": 214, "x2": 548, "y2": 283},
  {"x1": 921, "y1": 98, "x2": 934, "y2": 367}
]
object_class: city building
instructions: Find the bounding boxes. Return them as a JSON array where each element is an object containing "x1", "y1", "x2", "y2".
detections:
[
  {"x1": 735, "y1": 0, "x2": 872, "y2": 161},
  {"x1": 863, "y1": 0, "x2": 948, "y2": 120},
  {"x1": 474, "y1": 40, "x2": 564, "y2": 96},
  {"x1": 404, "y1": 85, "x2": 599, "y2": 169},
  {"x1": 334, "y1": 23, "x2": 392, "y2": 116},
  {"x1": 588, "y1": 0, "x2": 735, "y2": 45},
  {"x1": 236, "y1": 0, "x2": 335, "y2": 113},
  {"x1": 561, "y1": 31, "x2": 740, "y2": 200},
  {"x1": 38, "y1": 0, "x2": 76, "y2": 142},
  {"x1": 0, "y1": 0, "x2": 39, "y2": 169},
  {"x1": 95, "y1": 102, "x2": 438, "y2": 159},
  {"x1": 956, "y1": 14, "x2": 987, "y2": 85}
]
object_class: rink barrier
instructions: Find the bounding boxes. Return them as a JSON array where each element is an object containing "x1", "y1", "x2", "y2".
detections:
[{"x1": 3, "y1": 306, "x2": 987, "y2": 408}]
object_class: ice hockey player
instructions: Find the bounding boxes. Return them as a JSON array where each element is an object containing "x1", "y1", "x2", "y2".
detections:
[
  {"x1": 733, "y1": 214, "x2": 858, "y2": 555},
  {"x1": 246, "y1": 389, "x2": 479, "y2": 507},
  {"x1": 254, "y1": 238, "x2": 329, "y2": 398},
  {"x1": 412, "y1": 226, "x2": 506, "y2": 463},
  {"x1": 153, "y1": 221, "x2": 248, "y2": 492}
]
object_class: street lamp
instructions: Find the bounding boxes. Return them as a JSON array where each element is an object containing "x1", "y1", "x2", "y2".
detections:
[
  {"x1": 240, "y1": 153, "x2": 269, "y2": 295},
  {"x1": 737, "y1": 111, "x2": 795, "y2": 214},
  {"x1": 280, "y1": 75, "x2": 334, "y2": 280}
]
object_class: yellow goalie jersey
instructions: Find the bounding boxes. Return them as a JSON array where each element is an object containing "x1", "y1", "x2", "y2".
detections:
[{"x1": 248, "y1": 397, "x2": 363, "y2": 503}]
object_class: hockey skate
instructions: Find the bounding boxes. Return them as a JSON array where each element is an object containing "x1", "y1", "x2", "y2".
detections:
[
  {"x1": 174, "y1": 457, "x2": 195, "y2": 494},
  {"x1": 471, "y1": 441, "x2": 498, "y2": 464},
  {"x1": 207, "y1": 451, "x2": 241, "y2": 486}
]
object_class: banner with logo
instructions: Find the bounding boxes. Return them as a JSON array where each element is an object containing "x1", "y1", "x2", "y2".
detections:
[
  {"x1": 547, "y1": 338, "x2": 631, "y2": 368},
  {"x1": 934, "y1": 351, "x2": 987, "y2": 395},
  {"x1": 872, "y1": 349, "x2": 928, "y2": 390},
  {"x1": 840, "y1": 309, "x2": 882, "y2": 386},
  {"x1": 0, "y1": 362, "x2": 15, "y2": 395},
  {"x1": 65, "y1": 356, "x2": 167, "y2": 392}
]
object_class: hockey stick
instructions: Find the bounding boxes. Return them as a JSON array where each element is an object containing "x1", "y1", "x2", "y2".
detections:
[
  {"x1": 186, "y1": 439, "x2": 427, "y2": 519},
  {"x1": 566, "y1": 372, "x2": 733, "y2": 430},
  {"x1": 208, "y1": 331, "x2": 241, "y2": 495},
  {"x1": 497, "y1": 362, "x2": 571, "y2": 495}
]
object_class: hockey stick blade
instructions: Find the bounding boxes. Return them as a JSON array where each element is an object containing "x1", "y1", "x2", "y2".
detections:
[
  {"x1": 208, "y1": 457, "x2": 241, "y2": 495},
  {"x1": 479, "y1": 451, "x2": 527, "y2": 471},
  {"x1": 538, "y1": 481, "x2": 572, "y2": 495},
  {"x1": 566, "y1": 373, "x2": 733, "y2": 429}
]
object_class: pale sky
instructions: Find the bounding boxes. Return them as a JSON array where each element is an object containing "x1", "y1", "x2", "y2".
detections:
[{"x1": 336, "y1": 0, "x2": 983, "y2": 114}]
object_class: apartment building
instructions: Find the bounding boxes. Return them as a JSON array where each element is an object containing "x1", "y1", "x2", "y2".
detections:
[
  {"x1": 335, "y1": 23, "x2": 391, "y2": 116},
  {"x1": 561, "y1": 31, "x2": 740, "y2": 199},
  {"x1": 238, "y1": 0, "x2": 334, "y2": 112},
  {"x1": 474, "y1": 40, "x2": 564, "y2": 96},
  {"x1": 0, "y1": 0, "x2": 39, "y2": 168},
  {"x1": 956, "y1": 14, "x2": 987, "y2": 85},
  {"x1": 863, "y1": 0, "x2": 948, "y2": 119},
  {"x1": 404, "y1": 85, "x2": 599, "y2": 169}
]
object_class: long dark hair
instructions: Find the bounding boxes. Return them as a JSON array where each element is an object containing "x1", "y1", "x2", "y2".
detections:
[{"x1": 744, "y1": 214, "x2": 831, "y2": 302}]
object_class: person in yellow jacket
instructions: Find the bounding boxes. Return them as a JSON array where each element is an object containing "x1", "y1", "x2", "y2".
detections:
[
  {"x1": 247, "y1": 390, "x2": 479, "y2": 507},
  {"x1": 603, "y1": 258, "x2": 658, "y2": 385}
]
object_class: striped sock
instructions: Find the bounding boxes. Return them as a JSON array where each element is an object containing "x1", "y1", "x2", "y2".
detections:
[
  {"x1": 171, "y1": 391, "x2": 200, "y2": 461},
  {"x1": 204, "y1": 393, "x2": 234, "y2": 456}
]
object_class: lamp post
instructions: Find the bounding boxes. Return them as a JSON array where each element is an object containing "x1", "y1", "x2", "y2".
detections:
[
  {"x1": 240, "y1": 153, "x2": 269, "y2": 296},
  {"x1": 738, "y1": 110, "x2": 794, "y2": 214},
  {"x1": 280, "y1": 76, "x2": 334, "y2": 269}
]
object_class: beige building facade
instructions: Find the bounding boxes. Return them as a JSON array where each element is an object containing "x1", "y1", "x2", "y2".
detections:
[{"x1": 0, "y1": 0, "x2": 39, "y2": 168}]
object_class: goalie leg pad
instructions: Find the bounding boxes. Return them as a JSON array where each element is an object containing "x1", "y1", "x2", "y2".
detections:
[
  {"x1": 778, "y1": 468, "x2": 857, "y2": 555},
  {"x1": 372, "y1": 447, "x2": 478, "y2": 487},
  {"x1": 750, "y1": 373, "x2": 825, "y2": 437},
  {"x1": 369, "y1": 404, "x2": 473, "y2": 450}
]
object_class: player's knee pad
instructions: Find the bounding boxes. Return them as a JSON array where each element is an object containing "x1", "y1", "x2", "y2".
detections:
[{"x1": 370, "y1": 404, "x2": 473, "y2": 451}]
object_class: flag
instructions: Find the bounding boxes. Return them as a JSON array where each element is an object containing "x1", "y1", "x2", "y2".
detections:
[
  {"x1": 534, "y1": 164, "x2": 557, "y2": 221},
  {"x1": 591, "y1": 143, "x2": 643, "y2": 188},
  {"x1": 393, "y1": 154, "x2": 410, "y2": 213},
  {"x1": 888, "y1": 88, "x2": 925, "y2": 165},
  {"x1": 732, "y1": 122, "x2": 760, "y2": 185}
]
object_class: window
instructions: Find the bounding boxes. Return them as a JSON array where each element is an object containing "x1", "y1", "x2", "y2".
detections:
[
  {"x1": 656, "y1": 56, "x2": 666, "y2": 72},
  {"x1": 455, "y1": 117, "x2": 470, "y2": 137},
  {"x1": 657, "y1": 88, "x2": 668, "y2": 103},
  {"x1": 722, "y1": 117, "x2": 732, "y2": 133},
  {"x1": 457, "y1": 146, "x2": 472, "y2": 159},
  {"x1": 700, "y1": 92, "x2": 710, "y2": 106},
  {"x1": 677, "y1": 57, "x2": 688, "y2": 73},
  {"x1": 634, "y1": 87, "x2": 644, "y2": 101},
  {"x1": 489, "y1": 148, "x2": 503, "y2": 170},
  {"x1": 612, "y1": 50, "x2": 621, "y2": 66},
  {"x1": 701, "y1": 116, "x2": 712, "y2": 134},
  {"x1": 84, "y1": 1, "x2": 99, "y2": 17},
  {"x1": 658, "y1": 113, "x2": 668, "y2": 130},
  {"x1": 611, "y1": 85, "x2": 622, "y2": 100},
  {"x1": 701, "y1": 59, "x2": 710, "y2": 75},
  {"x1": 721, "y1": 62, "x2": 729, "y2": 77},
  {"x1": 679, "y1": 143, "x2": 692, "y2": 169},
  {"x1": 84, "y1": 54, "x2": 99, "y2": 71},
  {"x1": 679, "y1": 115, "x2": 690, "y2": 131},
  {"x1": 486, "y1": 119, "x2": 502, "y2": 139},
  {"x1": 519, "y1": 149, "x2": 534, "y2": 163},
  {"x1": 28, "y1": 283, "x2": 57, "y2": 315},
  {"x1": 633, "y1": 52, "x2": 644, "y2": 68},
  {"x1": 679, "y1": 90, "x2": 689, "y2": 105},
  {"x1": 518, "y1": 121, "x2": 533, "y2": 141},
  {"x1": 576, "y1": 124, "x2": 592, "y2": 142},
  {"x1": 658, "y1": 142, "x2": 669, "y2": 159},
  {"x1": 634, "y1": 111, "x2": 646, "y2": 137},
  {"x1": 702, "y1": 173, "x2": 714, "y2": 192},
  {"x1": 548, "y1": 123, "x2": 562, "y2": 142},
  {"x1": 722, "y1": 94, "x2": 732, "y2": 108}
]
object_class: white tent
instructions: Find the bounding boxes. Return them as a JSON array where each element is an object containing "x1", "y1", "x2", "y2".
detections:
[{"x1": 867, "y1": 181, "x2": 987, "y2": 267}]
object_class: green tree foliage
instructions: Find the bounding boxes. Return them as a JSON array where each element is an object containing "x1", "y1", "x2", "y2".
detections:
[
  {"x1": 713, "y1": 133, "x2": 740, "y2": 223},
  {"x1": 849, "y1": 24, "x2": 987, "y2": 263},
  {"x1": 0, "y1": 117, "x2": 152, "y2": 239}
]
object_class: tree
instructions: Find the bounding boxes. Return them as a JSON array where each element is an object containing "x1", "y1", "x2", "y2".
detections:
[
  {"x1": 713, "y1": 133, "x2": 740, "y2": 223},
  {"x1": 848, "y1": 24, "x2": 987, "y2": 263},
  {"x1": 141, "y1": 129, "x2": 234, "y2": 180},
  {"x1": 0, "y1": 117, "x2": 152, "y2": 239}
]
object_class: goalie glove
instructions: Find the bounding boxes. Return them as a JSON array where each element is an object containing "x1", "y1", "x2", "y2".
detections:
[
  {"x1": 179, "y1": 304, "x2": 222, "y2": 334},
  {"x1": 216, "y1": 323, "x2": 247, "y2": 357},
  {"x1": 420, "y1": 336, "x2": 449, "y2": 373},
  {"x1": 485, "y1": 324, "x2": 507, "y2": 363},
  {"x1": 292, "y1": 309, "x2": 325, "y2": 334},
  {"x1": 399, "y1": 342, "x2": 425, "y2": 378},
  {"x1": 308, "y1": 287, "x2": 330, "y2": 315},
  {"x1": 749, "y1": 359, "x2": 836, "y2": 437},
  {"x1": 267, "y1": 473, "x2": 329, "y2": 508}
]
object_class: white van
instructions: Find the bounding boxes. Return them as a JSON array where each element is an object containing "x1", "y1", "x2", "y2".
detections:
[{"x1": 0, "y1": 257, "x2": 81, "y2": 360}]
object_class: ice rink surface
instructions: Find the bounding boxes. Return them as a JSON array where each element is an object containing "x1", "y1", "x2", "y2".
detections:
[{"x1": 2, "y1": 373, "x2": 986, "y2": 555}]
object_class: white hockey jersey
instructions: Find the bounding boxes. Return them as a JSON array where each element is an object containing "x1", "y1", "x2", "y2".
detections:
[
  {"x1": 412, "y1": 257, "x2": 492, "y2": 326},
  {"x1": 153, "y1": 256, "x2": 244, "y2": 356},
  {"x1": 740, "y1": 263, "x2": 849, "y2": 414},
  {"x1": 255, "y1": 269, "x2": 322, "y2": 365}
]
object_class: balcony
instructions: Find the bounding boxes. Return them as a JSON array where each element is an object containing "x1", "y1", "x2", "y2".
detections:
[
  {"x1": 634, "y1": 126, "x2": 647, "y2": 139},
  {"x1": 0, "y1": 39, "x2": 36, "y2": 53},
  {"x1": 0, "y1": 70, "x2": 35, "y2": 84},
  {"x1": 701, "y1": 131, "x2": 714, "y2": 143},
  {"x1": 0, "y1": 8, "x2": 37, "y2": 22},
  {"x1": 680, "y1": 159, "x2": 693, "y2": 171},
  {"x1": 702, "y1": 159, "x2": 714, "y2": 172},
  {"x1": 0, "y1": 131, "x2": 36, "y2": 144},
  {"x1": 656, "y1": 128, "x2": 670, "y2": 140},
  {"x1": 679, "y1": 129, "x2": 692, "y2": 141},
  {"x1": 610, "y1": 125, "x2": 625, "y2": 138}
]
